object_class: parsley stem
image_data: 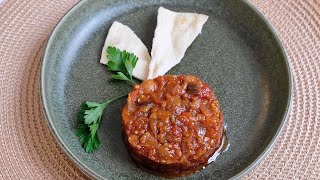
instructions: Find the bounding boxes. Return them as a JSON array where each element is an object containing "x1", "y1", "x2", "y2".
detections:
[
  {"x1": 130, "y1": 78, "x2": 141, "y2": 86},
  {"x1": 129, "y1": 79, "x2": 135, "y2": 85},
  {"x1": 104, "y1": 94, "x2": 128, "y2": 104}
]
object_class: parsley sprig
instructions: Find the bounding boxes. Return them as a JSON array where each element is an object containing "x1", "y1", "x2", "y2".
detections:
[
  {"x1": 107, "y1": 47, "x2": 138, "y2": 84},
  {"x1": 76, "y1": 46, "x2": 138, "y2": 153},
  {"x1": 76, "y1": 94, "x2": 127, "y2": 153}
]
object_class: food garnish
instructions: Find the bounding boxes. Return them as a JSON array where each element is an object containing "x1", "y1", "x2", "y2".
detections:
[
  {"x1": 100, "y1": 21, "x2": 151, "y2": 80},
  {"x1": 100, "y1": 7, "x2": 208, "y2": 80},
  {"x1": 107, "y1": 46, "x2": 139, "y2": 84},
  {"x1": 76, "y1": 95, "x2": 127, "y2": 153},
  {"x1": 76, "y1": 46, "x2": 135, "y2": 153}
]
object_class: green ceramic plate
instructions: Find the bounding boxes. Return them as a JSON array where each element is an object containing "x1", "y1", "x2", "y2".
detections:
[{"x1": 41, "y1": 0, "x2": 292, "y2": 179}]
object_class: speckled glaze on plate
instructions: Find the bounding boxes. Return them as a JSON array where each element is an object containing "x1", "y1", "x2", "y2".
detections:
[{"x1": 41, "y1": 0, "x2": 292, "y2": 179}]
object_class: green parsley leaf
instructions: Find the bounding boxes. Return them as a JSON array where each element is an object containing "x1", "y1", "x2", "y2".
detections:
[
  {"x1": 76, "y1": 94, "x2": 127, "y2": 153},
  {"x1": 111, "y1": 72, "x2": 132, "y2": 82},
  {"x1": 106, "y1": 46, "x2": 138, "y2": 84},
  {"x1": 76, "y1": 47, "x2": 140, "y2": 153},
  {"x1": 124, "y1": 60, "x2": 134, "y2": 79},
  {"x1": 83, "y1": 102, "x2": 107, "y2": 125},
  {"x1": 106, "y1": 47, "x2": 127, "y2": 73}
]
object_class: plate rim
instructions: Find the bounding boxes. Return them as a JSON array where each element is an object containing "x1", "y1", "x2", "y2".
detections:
[{"x1": 40, "y1": 0, "x2": 293, "y2": 179}]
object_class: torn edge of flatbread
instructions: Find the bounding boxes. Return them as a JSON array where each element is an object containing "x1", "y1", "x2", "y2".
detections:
[
  {"x1": 100, "y1": 21, "x2": 151, "y2": 80},
  {"x1": 147, "y1": 7, "x2": 208, "y2": 79}
]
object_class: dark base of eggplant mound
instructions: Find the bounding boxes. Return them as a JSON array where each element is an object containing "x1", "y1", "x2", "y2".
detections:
[{"x1": 122, "y1": 132, "x2": 221, "y2": 178}]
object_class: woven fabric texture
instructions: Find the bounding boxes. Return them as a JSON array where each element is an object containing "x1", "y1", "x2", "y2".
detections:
[{"x1": 0, "y1": 0, "x2": 319, "y2": 179}]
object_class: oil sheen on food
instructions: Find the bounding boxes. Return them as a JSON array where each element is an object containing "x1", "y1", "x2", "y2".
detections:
[{"x1": 122, "y1": 75, "x2": 225, "y2": 178}]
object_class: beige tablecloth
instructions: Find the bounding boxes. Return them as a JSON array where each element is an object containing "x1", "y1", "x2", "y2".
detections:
[{"x1": 0, "y1": 0, "x2": 319, "y2": 179}]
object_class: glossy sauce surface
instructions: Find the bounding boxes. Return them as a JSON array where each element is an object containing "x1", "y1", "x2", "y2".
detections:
[{"x1": 122, "y1": 75, "x2": 224, "y2": 177}]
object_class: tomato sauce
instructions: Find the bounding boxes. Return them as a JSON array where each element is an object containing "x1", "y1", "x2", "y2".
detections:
[{"x1": 122, "y1": 75, "x2": 224, "y2": 177}]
